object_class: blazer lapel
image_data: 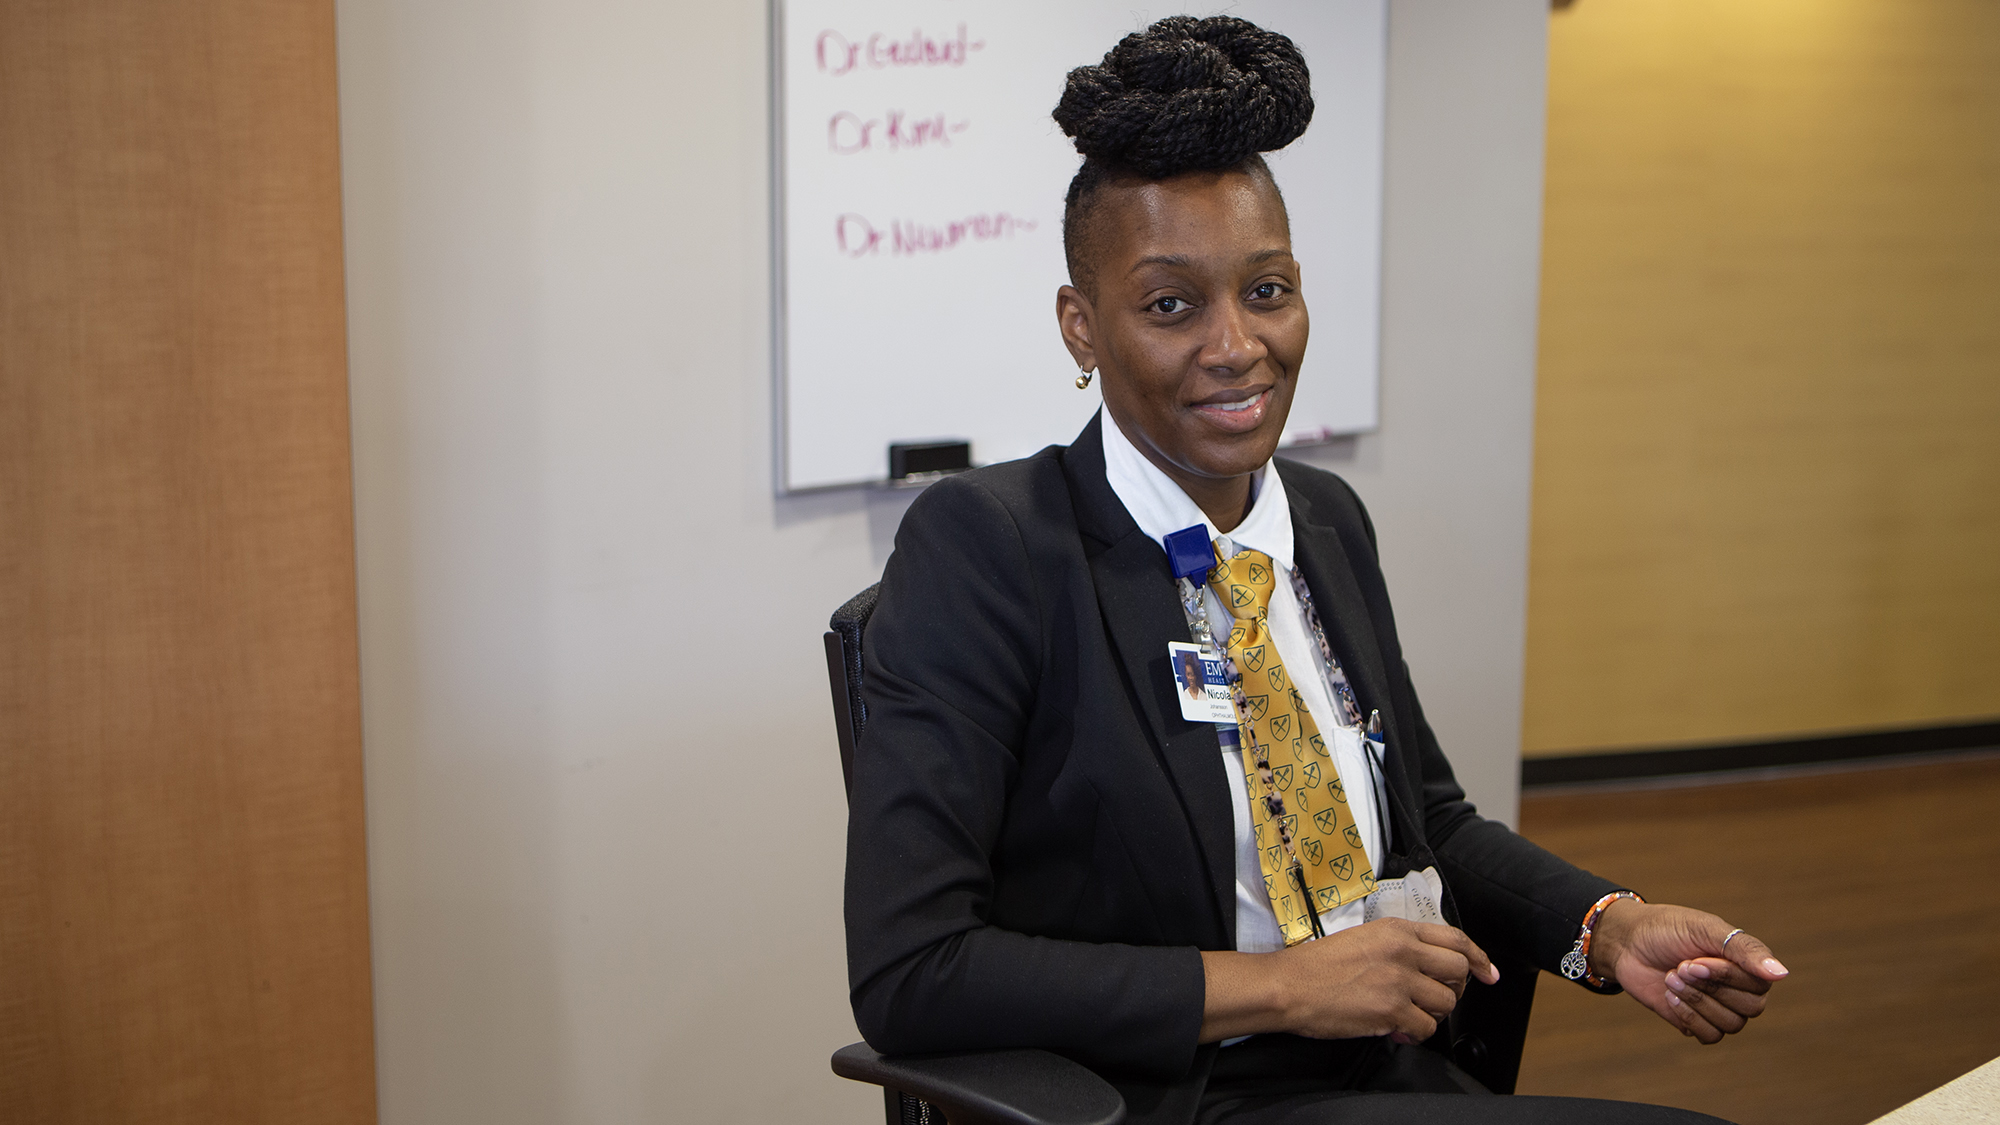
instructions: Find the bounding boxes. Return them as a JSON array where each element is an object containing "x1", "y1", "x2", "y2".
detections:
[
  {"x1": 1282, "y1": 477, "x2": 1424, "y2": 855},
  {"x1": 1063, "y1": 418, "x2": 1238, "y2": 940}
]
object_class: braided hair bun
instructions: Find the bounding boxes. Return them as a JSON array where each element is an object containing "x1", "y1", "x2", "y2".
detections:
[
  {"x1": 1053, "y1": 17, "x2": 1311, "y2": 291},
  {"x1": 1054, "y1": 15, "x2": 1312, "y2": 179}
]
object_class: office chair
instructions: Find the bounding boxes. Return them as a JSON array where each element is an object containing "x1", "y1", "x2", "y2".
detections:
[{"x1": 823, "y1": 583, "x2": 1540, "y2": 1124}]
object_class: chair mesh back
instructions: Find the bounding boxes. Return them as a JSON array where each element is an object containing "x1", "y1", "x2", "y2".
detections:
[{"x1": 829, "y1": 583, "x2": 880, "y2": 739}]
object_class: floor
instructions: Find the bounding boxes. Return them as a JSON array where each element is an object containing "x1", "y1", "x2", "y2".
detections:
[{"x1": 1513, "y1": 753, "x2": 2000, "y2": 1124}]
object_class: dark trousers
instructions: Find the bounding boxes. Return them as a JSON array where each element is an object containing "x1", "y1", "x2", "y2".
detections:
[{"x1": 1196, "y1": 1036, "x2": 1736, "y2": 1125}]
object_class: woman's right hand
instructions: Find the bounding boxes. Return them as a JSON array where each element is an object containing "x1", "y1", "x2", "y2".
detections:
[{"x1": 1199, "y1": 919, "x2": 1499, "y2": 1044}]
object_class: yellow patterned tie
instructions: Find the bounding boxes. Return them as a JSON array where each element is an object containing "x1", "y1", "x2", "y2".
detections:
[{"x1": 1209, "y1": 542, "x2": 1375, "y2": 946}]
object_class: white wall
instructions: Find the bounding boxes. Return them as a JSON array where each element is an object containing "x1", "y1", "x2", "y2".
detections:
[
  {"x1": 1322, "y1": 0, "x2": 1546, "y2": 831},
  {"x1": 335, "y1": 1, "x2": 1546, "y2": 1122}
]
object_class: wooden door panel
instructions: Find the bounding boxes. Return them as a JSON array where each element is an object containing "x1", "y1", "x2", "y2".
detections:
[{"x1": 0, "y1": 3, "x2": 376, "y2": 1121}]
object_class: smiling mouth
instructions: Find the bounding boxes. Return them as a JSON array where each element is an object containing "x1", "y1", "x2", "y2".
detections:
[
  {"x1": 1206, "y1": 391, "x2": 1267, "y2": 413},
  {"x1": 1189, "y1": 388, "x2": 1273, "y2": 434}
]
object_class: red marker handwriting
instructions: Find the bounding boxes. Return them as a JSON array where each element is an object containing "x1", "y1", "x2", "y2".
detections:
[
  {"x1": 836, "y1": 212, "x2": 1037, "y2": 258},
  {"x1": 816, "y1": 25, "x2": 985, "y2": 76},
  {"x1": 828, "y1": 110, "x2": 970, "y2": 154}
]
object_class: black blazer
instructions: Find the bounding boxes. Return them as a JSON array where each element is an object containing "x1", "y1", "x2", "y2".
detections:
[{"x1": 844, "y1": 417, "x2": 1618, "y2": 1115}]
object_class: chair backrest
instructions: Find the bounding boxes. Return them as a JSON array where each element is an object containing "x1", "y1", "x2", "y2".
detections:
[
  {"x1": 823, "y1": 583, "x2": 880, "y2": 800},
  {"x1": 827, "y1": 583, "x2": 956, "y2": 1125}
]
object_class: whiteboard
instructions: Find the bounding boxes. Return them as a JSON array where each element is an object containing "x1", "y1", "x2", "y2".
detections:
[{"x1": 774, "y1": 0, "x2": 1386, "y2": 493}]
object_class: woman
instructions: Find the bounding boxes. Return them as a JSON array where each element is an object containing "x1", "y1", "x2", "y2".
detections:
[
  {"x1": 844, "y1": 17, "x2": 1784, "y2": 1124},
  {"x1": 1178, "y1": 650, "x2": 1208, "y2": 702}
]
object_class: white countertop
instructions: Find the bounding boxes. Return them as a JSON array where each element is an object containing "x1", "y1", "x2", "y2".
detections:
[{"x1": 1869, "y1": 1055, "x2": 2000, "y2": 1124}]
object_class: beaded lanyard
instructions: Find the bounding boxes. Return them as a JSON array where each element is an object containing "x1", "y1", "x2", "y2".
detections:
[
  {"x1": 1285, "y1": 567, "x2": 1395, "y2": 849},
  {"x1": 1285, "y1": 569, "x2": 1362, "y2": 728}
]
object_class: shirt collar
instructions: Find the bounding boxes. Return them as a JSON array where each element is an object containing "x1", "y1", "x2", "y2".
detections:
[{"x1": 1099, "y1": 410, "x2": 1295, "y2": 570}]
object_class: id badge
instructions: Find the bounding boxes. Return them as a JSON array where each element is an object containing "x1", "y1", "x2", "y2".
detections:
[{"x1": 1167, "y1": 642, "x2": 1236, "y2": 724}]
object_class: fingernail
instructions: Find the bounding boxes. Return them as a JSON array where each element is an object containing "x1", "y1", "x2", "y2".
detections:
[
  {"x1": 1684, "y1": 963, "x2": 1711, "y2": 980},
  {"x1": 1762, "y1": 958, "x2": 1789, "y2": 977},
  {"x1": 1665, "y1": 973, "x2": 1684, "y2": 992},
  {"x1": 1486, "y1": 965, "x2": 1502, "y2": 983},
  {"x1": 1667, "y1": 992, "x2": 1682, "y2": 1007}
]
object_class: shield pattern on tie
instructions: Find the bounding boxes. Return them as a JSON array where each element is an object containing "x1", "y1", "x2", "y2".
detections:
[{"x1": 1207, "y1": 541, "x2": 1374, "y2": 946}]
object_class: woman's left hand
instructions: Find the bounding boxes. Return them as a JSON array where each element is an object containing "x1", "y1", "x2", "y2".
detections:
[{"x1": 1588, "y1": 900, "x2": 1789, "y2": 1044}]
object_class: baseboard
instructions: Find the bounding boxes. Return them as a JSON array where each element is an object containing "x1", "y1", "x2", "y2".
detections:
[{"x1": 1520, "y1": 719, "x2": 2000, "y2": 788}]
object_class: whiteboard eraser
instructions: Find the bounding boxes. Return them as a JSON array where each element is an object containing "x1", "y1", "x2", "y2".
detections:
[{"x1": 889, "y1": 441, "x2": 972, "y2": 482}]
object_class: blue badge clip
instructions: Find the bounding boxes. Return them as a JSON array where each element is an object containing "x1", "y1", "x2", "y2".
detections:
[{"x1": 1163, "y1": 525, "x2": 1216, "y2": 582}]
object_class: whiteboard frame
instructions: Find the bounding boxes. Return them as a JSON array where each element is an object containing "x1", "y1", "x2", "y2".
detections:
[{"x1": 770, "y1": 0, "x2": 795, "y2": 494}]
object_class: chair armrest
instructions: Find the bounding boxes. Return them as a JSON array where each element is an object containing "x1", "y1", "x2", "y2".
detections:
[{"x1": 831, "y1": 1042, "x2": 1126, "y2": 1125}]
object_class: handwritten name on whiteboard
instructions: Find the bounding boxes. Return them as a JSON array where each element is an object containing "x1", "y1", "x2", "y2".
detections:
[
  {"x1": 828, "y1": 110, "x2": 970, "y2": 155},
  {"x1": 815, "y1": 24, "x2": 986, "y2": 75},
  {"x1": 835, "y1": 212, "x2": 1037, "y2": 257}
]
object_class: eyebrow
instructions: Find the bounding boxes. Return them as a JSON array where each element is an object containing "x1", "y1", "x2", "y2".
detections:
[{"x1": 1127, "y1": 249, "x2": 1293, "y2": 274}]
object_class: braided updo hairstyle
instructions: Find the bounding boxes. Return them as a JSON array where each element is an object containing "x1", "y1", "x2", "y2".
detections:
[{"x1": 1053, "y1": 15, "x2": 1313, "y2": 293}]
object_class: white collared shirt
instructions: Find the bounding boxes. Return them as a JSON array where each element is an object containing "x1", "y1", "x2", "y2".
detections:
[{"x1": 1099, "y1": 411, "x2": 1387, "y2": 954}]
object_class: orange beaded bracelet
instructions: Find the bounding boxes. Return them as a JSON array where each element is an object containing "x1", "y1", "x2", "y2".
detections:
[{"x1": 1559, "y1": 890, "x2": 1643, "y2": 993}]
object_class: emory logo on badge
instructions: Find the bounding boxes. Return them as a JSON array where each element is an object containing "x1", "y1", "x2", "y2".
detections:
[{"x1": 1167, "y1": 641, "x2": 1237, "y2": 724}]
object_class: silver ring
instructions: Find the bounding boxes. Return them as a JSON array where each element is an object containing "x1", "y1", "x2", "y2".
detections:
[{"x1": 1721, "y1": 928, "x2": 1745, "y2": 948}]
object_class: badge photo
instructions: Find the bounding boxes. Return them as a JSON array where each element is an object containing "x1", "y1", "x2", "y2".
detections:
[{"x1": 1167, "y1": 642, "x2": 1238, "y2": 724}]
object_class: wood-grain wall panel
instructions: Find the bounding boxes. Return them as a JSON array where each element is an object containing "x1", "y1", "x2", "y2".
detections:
[
  {"x1": 1524, "y1": 0, "x2": 2000, "y2": 757},
  {"x1": 0, "y1": 2, "x2": 375, "y2": 1121}
]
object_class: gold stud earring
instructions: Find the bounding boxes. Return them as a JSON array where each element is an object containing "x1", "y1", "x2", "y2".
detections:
[{"x1": 1075, "y1": 367, "x2": 1094, "y2": 390}]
